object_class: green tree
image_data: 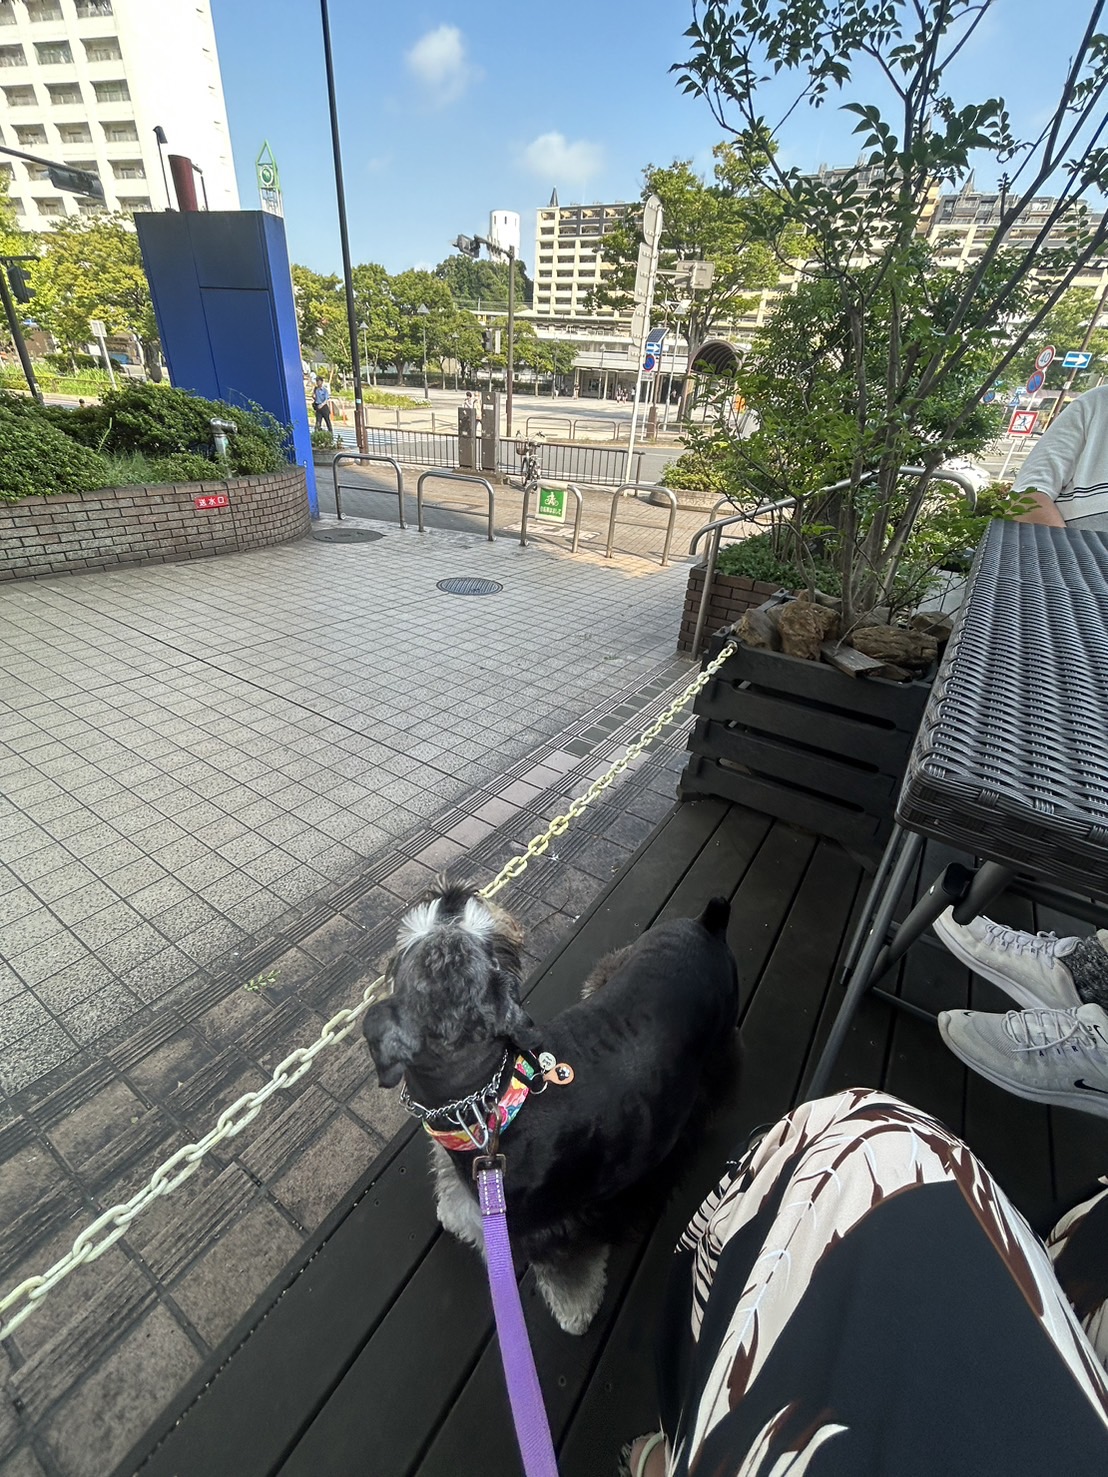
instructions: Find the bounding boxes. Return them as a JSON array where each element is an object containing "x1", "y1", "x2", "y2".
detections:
[
  {"x1": 590, "y1": 146, "x2": 798, "y2": 400},
  {"x1": 677, "y1": 0, "x2": 1108, "y2": 623},
  {"x1": 388, "y1": 269, "x2": 454, "y2": 382},
  {"x1": 1012, "y1": 288, "x2": 1108, "y2": 388},
  {"x1": 434, "y1": 253, "x2": 530, "y2": 310},
  {"x1": 435, "y1": 308, "x2": 483, "y2": 387},
  {"x1": 290, "y1": 264, "x2": 349, "y2": 372},
  {"x1": 28, "y1": 214, "x2": 161, "y2": 376},
  {"x1": 351, "y1": 261, "x2": 398, "y2": 383}
]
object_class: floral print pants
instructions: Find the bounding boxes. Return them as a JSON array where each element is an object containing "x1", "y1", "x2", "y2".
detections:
[{"x1": 656, "y1": 1090, "x2": 1108, "y2": 1476}]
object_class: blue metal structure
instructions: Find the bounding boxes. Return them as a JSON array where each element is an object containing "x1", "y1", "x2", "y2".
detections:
[{"x1": 134, "y1": 210, "x2": 317, "y2": 514}]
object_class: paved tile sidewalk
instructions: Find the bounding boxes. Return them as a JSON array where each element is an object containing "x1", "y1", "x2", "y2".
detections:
[
  {"x1": 0, "y1": 516, "x2": 701, "y2": 1477},
  {"x1": 0, "y1": 520, "x2": 690, "y2": 1093}
]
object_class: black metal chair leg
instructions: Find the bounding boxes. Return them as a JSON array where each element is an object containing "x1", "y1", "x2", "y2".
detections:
[
  {"x1": 806, "y1": 828, "x2": 923, "y2": 1098},
  {"x1": 951, "y1": 862, "x2": 1017, "y2": 925}
]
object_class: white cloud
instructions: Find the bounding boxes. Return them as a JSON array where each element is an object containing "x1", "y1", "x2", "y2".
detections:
[
  {"x1": 405, "y1": 25, "x2": 477, "y2": 105},
  {"x1": 522, "y1": 132, "x2": 604, "y2": 188}
]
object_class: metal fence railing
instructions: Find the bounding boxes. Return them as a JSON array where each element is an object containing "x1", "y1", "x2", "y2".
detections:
[{"x1": 349, "y1": 427, "x2": 643, "y2": 487}]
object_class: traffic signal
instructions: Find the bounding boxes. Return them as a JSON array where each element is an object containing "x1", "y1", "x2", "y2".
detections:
[
  {"x1": 454, "y1": 235, "x2": 481, "y2": 259},
  {"x1": 47, "y1": 164, "x2": 104, "y2": 201},
  {"x1": 483, "y1": 329, "x2": 495, "y2": 352},
  {"x1": 7, "y1": 265, "x2": 33, "y2": 303}
]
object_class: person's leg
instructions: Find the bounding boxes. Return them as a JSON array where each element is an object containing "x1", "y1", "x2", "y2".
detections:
[{"x1": 650, "y1": 1090, "x2": 1108, "y2": 1476}]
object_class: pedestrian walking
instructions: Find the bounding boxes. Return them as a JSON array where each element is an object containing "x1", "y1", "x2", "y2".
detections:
[{"x1": 312, "y1": 376, "x2": 333, "y2": 435}]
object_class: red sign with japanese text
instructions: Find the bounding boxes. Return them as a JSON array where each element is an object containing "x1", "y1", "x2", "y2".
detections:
[{"x1": 193, "y1": 494, "x2": 230, "y2": 509}]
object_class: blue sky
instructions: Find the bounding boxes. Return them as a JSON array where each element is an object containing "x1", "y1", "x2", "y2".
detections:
[{"x1": 209, "y1": 0, "x2": 1088, "y2": 276}]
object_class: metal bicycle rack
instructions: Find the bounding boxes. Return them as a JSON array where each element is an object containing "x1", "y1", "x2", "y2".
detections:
[
  {"x1": 332, "y1": 453, "x2": 405, "y2": 527},
  {"x1": 604, "y1": 482, "x2": 680, "y2": 568},
  {"x1": 416, "y1": 469, "x2": 496, "y2": 542},
  {"x1": 520, "y1": 482, "x2": 584, "y2": 553}
]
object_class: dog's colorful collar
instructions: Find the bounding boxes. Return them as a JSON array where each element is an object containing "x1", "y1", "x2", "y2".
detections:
[{"x1": 422, "y1": 1053, "x2": 541, "y2": 1153}]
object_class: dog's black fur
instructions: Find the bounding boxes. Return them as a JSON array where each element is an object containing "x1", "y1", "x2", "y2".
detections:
[{"x1": 362, "y1": 882, "x2": 739, "y2": 1333}]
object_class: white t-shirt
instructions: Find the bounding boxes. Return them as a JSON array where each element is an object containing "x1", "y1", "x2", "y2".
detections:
[{"x1": 1012, "y1": 386, "x2": 1108, "y2": 531}]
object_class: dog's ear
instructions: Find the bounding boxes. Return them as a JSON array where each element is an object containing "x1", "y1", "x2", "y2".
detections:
[
  {"x1": 362, "y1": 997, "x2": 419, "y2": 1089},
  {"x1": 493, "y1": 983, "x2": 544, "y2": 1055}
]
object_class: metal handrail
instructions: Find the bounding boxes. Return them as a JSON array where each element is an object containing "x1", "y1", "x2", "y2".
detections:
[
  {"x1": 686, "y1": 466, "x2": 979, "y2": 659},
  {"x1": 332, "y1": 453, "x2": 405, "y2": 527},
  {"x1": 605, "y1": 481, "x2": 680, "y2": 567},
  {"x1": 520, "y1": 482, "x2": 584, "y2": 553},
  {"x1": 525, "y1": 414, "x2": 572, "y2": 439},
  {"x1": 416, "y1": 469, "x2": 496, "y2": 541}
]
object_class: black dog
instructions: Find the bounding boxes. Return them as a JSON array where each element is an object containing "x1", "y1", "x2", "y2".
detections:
[{"x1": 362, "y1": 883, "x2": 739, "y2": 1333}]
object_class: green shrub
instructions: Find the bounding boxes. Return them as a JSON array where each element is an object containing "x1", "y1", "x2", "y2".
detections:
[
  {"x1": 98, "y1": 450, "x2": 226, "y2": 486},
  {"x1": 716, "y1": 531, "x2": 840, "y2": 592},
  {"x1": 0, "y1": 393, "x2": 112, "y2": 502},
  {"x1": 93, "y1": 382, "x2": 286, "y2": 475},
  {"x1": 661, "y1": 445, "x2": 732, "y2": 494},
  {"x1": 311, "y1": 427, "x2": 340, "y2": 451}
]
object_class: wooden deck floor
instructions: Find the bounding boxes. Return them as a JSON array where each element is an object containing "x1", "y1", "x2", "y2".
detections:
[{"x1": 120, "y1": 799, "x2": 1108, "y2": 1477}]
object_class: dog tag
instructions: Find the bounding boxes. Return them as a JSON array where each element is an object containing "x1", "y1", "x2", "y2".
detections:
[
  {"x1": 538, "y1": 1051, "x2": 557, "y2": 1074},
  {"x1": 543, "y1": 1062, "x2": 574, "y2": 1086}
]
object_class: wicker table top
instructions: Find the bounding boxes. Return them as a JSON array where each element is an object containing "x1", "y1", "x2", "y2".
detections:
[{"x1": 897, "y1": 521, "x2": 1108, "y2": 898}]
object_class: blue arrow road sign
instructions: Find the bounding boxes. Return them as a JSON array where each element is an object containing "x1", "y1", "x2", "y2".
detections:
[{"x1": 1062, "y1": 350, "x2": 1093, "y2": 370}]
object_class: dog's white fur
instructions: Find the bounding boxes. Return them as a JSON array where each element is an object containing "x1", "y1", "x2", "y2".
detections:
[
  {"x1": 398, "y1": 895, "x2": 502, "y2": 953},
  {"x1": 429, "y1": 1140, "x2": 610, "y2": 1334}
]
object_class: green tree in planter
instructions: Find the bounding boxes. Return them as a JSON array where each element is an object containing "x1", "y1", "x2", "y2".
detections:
[{"x1": 676, "y1": 0, "x2": 1108, "y2": 624}]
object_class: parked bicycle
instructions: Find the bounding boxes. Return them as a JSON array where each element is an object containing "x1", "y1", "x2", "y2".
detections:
[{"x1": 511, "y1": 436, "x2": 541, "y2": 492}]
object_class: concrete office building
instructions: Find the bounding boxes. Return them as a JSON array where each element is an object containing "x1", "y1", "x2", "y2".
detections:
[{"x1": 0, "y1": 0, "x2": 238, "y2": 229}]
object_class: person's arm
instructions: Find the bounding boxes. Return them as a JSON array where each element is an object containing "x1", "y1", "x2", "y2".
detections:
[
  {"x1": 1010, "y1": 398, "x2": 1088, "y2": 523},
  {"x1": 1014, "y1": 489, "x2": 1066, "y2": 526}
]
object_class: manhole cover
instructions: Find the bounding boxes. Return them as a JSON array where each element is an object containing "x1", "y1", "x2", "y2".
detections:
[
  {"x1": 312, "y1": 528, "x2": 385, "y2": 544},
  {"x1": 436, "y1": 577, "x2": 503, "y2": 596}
]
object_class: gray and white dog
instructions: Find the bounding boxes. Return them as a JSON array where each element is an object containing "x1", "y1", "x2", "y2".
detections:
[{"x1": 361, "y1": 881, "x2": 739, "y2": 1334}]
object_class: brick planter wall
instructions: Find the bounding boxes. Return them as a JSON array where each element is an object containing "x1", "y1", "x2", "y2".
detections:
[
  {"x1": 0, "y1": 467, "x2": 311, "y2": 583},
  {"x1": 678, "y1": 562, "x2": 783, "y2": 652}
]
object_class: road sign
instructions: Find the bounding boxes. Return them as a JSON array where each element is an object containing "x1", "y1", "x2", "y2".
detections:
[
  {"x1": 1007, "y1": 409, "x2": 1039, "y2": 436},
  {"x1": 1062, "y1": 350, "x2": 1093, "y2": 370},
  {"x1": 981, "y1": 389, "x2": 997, "y2": 404},
  {"x1": 535, "y1": 486, "x2": 567, "y2": 524},
  {"x1": 643, "y1": 350, "x2": 658, "y2": 372},
  {"x1": 1026, "y1": 370, "x2": 1045, "y2": 395},
  {"x1": 88, "y1": 319, "x2": 105, "y2": 338},
  {"x1": 1035, "y1": 346, "x2": 1056, "y2": 371}
]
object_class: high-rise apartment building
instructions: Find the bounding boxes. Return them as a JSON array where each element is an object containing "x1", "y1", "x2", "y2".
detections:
[
  {"x1": 532, "y1": 192, "x2": 636, "y2": 321},
  {"x1": 0, "y1": 0, "x2": 238, "y2": 229}
]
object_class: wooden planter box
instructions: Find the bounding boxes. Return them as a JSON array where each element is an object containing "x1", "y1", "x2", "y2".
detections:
[
  {"x1": 678, "y1": 562, "x2": 783, "y2": 652},
  {"x1": 679, "y1": 636, "x2": 931, "y2": 858}
]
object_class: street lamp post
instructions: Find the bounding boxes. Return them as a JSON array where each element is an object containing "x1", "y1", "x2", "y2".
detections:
[
  {"x1": 359, "y1": 320, "x2": 369, "y2": 384},
  {"x1": 417, "y1": 304, "x2": 430, "y2": 396},
  {"x1": 453, "y1": 232, "x2": 517, "y2": 434},
  {"x1": 319, "y1": 0, "x2": 367, "y2": 452}
]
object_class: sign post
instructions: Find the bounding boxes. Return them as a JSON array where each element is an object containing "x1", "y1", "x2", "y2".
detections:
[
  {"x1": 625, "y1": 195, "x2": 663, "y2": 479},
  {"x1": 534, "y1": 486, "x2": 567, "y2": 525}
]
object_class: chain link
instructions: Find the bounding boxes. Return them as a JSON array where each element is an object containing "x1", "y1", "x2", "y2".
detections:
[{"x1": 0, "y1": 641, "x2": 736, "y2": 1340}]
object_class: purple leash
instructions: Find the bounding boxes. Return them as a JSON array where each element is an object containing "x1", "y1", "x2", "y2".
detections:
[{"x1": 475, "y1": 1151, "x2": 559, "y2": 1477}]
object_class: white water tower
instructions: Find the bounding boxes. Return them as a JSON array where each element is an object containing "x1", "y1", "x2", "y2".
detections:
[{"x1": 488, "y1": 210, "x2": 521, "y2": 257}]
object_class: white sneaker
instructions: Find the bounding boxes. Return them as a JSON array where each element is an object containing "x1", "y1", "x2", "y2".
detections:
[
  {"x1": 932, "y1": 909, "x2": 1084, "y2": 1010},
  {"x1": 939, "y1": 1003, "x2": 1108, "y2": 1119}
]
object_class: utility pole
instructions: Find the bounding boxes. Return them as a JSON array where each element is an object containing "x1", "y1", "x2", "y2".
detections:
[
  {"x1": 625, "y1": 194, "x2": 663, "y2": 482},
  {"x1": 506, "y1": 242, "x2": 516, "y2": 437},
  {"x1": 319, "y1": 0, "x2": 366, "y2": 452}
]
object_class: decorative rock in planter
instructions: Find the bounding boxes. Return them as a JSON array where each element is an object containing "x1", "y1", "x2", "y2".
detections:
[{"x1": 679, "y1": 631, "x2": 932, "y2": 859}]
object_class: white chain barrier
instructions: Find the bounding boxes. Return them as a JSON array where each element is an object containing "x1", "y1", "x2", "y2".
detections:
[{"x1": 0, "y1": 642, "x2": 737, "y2": 1340}]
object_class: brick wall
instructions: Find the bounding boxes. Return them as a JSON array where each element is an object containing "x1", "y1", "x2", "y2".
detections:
[
  {"x1": 0, "y1": 468, "x2": 311, "y2": 582},
  {"x1": 678, "y1": 563, "x2": 783, "y2": 652}
]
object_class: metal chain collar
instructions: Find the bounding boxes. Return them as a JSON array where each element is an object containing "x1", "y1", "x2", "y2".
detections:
[{"x1": 0, "y1": 641, "x2": 737, "y2": 1340}]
